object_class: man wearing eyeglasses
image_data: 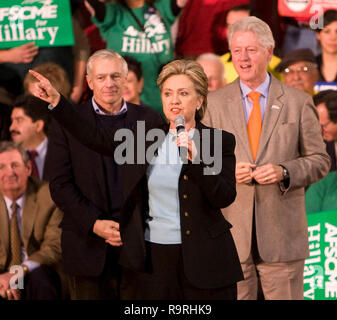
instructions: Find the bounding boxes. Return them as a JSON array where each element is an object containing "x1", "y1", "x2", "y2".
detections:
[
  {"x1": 276, "y1": 48, "x2": 319, "y2": 96},
  {"x1": 314, "y1": 90, "x2": 337, "y2": 172}
]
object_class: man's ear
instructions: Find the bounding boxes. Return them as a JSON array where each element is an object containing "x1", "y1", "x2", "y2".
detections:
[
  {"x1": 26, "y1": 160, "x2": 32, "y2": 176},
  {"x1": 267, "y1": 46, "x2": 273, "y2": 64},
  {"x1": 222, "y1": 77, "x2": 227, "y2": 86},
  {"x1": 86, "y1": 74, "x2": 93, "y2": 90},
  {"x1": 35, "y1": 119, "x2": 45, "y2": 134}
]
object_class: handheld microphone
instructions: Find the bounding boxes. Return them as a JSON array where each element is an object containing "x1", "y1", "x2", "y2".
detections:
[{"x1": 174, "y1": 116, "x2": 188, "y2": 161}]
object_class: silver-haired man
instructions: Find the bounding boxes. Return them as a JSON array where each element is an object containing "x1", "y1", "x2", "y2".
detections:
[
  {"x1": 45, "y1": 49, "x2": 162, "y2": 300},
  {"x1": 202, "y1": 16, "x2": 330, "y2": 300}
]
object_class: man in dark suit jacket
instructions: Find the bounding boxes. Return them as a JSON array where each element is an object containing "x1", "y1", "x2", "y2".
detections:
[
  {"x1": 9, "y1": 95, "x2": 51, "y2": 181},
  {"x1": 46, "y1": 49, "x2": 163, "y2": 299},
  {"x1": 314, "y1": 90, "x2": 337, "y2": 172}
]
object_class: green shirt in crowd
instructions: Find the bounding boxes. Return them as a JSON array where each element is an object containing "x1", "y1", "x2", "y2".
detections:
[
  {"x1": 305, "y1": 171, "x2": 337, "y2": 214},
  {"x1": 93, "y1": 0, "x2": 178, "y2": 114}
]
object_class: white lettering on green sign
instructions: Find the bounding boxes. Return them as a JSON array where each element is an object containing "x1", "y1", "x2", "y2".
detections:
[
  {"x1": 304, "y1": 223, "x2": 322, "y2": 299},
  {"x1": 324, "y1": 223, "x2": 337, "y2": 298},
  {"x1": 0, "y1": 5, "x2": 57, "y2": 21},
  {"x1": 0, "y1": 1, "x2": 73, "y2": 48},
  {"x1": 306, "y1": 223, "x2": 321, "y2": 264},
  {"x1": 121, "y1": 36, "x2": 170, "y2": 55},
  {"x1": 0, "y1": 22, "x2": 58, "y2": 45}
]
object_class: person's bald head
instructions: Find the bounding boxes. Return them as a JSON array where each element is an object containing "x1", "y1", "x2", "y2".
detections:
[{"x1": 196, "y1": 53, "x2": 226, "y2": 91}]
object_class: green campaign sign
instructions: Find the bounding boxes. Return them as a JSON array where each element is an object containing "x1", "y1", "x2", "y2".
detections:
[
  {"x1": 0, "y1": 0, "x2": 74, "y2": 49},
  {"x1": 304, "y1": 210, "x2": 337, "y2": 300}
]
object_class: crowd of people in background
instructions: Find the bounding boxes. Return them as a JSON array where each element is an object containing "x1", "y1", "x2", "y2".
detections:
[{"x1": 0, "y1": 0, "x2": 337, "y2": 301}]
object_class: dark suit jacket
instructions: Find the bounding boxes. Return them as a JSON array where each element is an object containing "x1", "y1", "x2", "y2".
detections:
[
  {"x1": 46, "y1": 99, "x2": 163, "y2": 276},
  {"x1": 40, "y1": 140, "x2": 52, "y2": 182},
  {"x1": 50, "y1": 96, "x2": 243, "y2": 289}
]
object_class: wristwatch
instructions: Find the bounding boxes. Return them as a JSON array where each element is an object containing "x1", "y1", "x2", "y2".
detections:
[
  {"x1": 21, "y1": 264, "x2": 29, "y2": 277},
  {"x1": 282, "y1": 166, "x2": 290, "y2": 181}
]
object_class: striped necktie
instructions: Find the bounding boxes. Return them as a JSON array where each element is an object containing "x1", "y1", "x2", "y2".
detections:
[{"x1": 8, "y1": 202, "x2": 22, "y2": 269}]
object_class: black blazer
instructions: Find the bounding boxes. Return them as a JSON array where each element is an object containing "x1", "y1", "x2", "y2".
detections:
[
  {"x1": 46, "y1": 99, "x2": 163, "y2": 276},
  {"x1": 41, "y1": 142, "x2": 53, "y2": 182},
  {"x1": 50, "y1": 96, "x2": 243, "y2": 289}
]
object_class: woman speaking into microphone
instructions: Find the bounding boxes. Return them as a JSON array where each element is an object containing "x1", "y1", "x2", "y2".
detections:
[{"x1": 29, "y1": 59, "x2": 243, "y2": 300}]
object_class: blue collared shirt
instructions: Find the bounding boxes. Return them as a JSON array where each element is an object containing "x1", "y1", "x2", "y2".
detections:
[
  {"x1": 145, "y1": 129, "x2": 195, "y2": 244},
  {"x1": 92, "y1": 97, "x2": 128, "y2": 116},
  {"x1": 239, "y1": 73, "x2": 271, "y2": 124}
]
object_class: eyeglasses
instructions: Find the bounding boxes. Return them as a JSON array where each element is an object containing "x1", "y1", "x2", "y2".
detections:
[{"x1": 283, "y1": 65, "x2": 316, "y2": 76}]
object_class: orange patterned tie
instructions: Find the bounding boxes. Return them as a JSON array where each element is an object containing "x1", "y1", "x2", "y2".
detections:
[{"x1": 247, "y1": 91, "x2": 262, "y2": 161}]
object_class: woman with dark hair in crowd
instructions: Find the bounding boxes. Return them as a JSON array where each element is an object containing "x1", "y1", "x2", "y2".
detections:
[
  {"x1": 316, "y1": 9, "x2": 337, "y2": 83},
  {"x1": 122, "y1": 55, "x2": 146, "y2": 106},
  {"x1": 84, "y1": 0, "x2": 187, "y2": 114},
  {"x1": 29, "y1": 59, "x2": 243, "y2": 300}
]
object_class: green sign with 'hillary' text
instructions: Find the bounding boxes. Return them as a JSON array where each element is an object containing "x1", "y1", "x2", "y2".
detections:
[
  {"x1": 304, "y1": 210, "x2": 337, "y2": 300},
  {"x1": 0, "y1": 0, "x2": 73, "y2": 48}
]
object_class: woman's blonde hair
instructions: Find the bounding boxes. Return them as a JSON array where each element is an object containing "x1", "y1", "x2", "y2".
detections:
[{"x1": 157, "y1": 60, "x2": 208, "y2": 121}]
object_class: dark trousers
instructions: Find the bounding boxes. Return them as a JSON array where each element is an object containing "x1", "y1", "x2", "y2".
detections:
[
  {"x1": 66, "y1": 247, "x2": 121, "y2": 300},
  {"x1": 121, "y1": 242, "x2": 237, "y2": 300},
  {"x1": 24, "y1": 265, "x2": 62, "y2": 300}
]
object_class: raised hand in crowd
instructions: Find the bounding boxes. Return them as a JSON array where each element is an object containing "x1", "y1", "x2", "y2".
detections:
[
  {"x1": 28, "y1": 70, "x2": 61, "y2": 106},
  {"x1": 0, "y1": 42, "x2": 38, "y2": 64}
]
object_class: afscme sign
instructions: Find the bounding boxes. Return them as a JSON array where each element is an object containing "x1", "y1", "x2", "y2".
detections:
[
  {"x1": 305, "y1": 210, "x2": 337, "y2": 300},
  {"x1": 0, "y1": 0, "x2": 74, "y2": 48},
  {"x1": 278, "y1": 0, "x2": 337, "y2": 19}
]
